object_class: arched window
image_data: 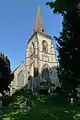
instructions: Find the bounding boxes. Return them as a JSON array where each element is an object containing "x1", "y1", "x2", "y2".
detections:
[
  {"x1": 29, "y1": 46, "x2": 33, "y2": 56},
  {"x1": 42, "y1": 40, "x2": 48, "y2": 53},
  {"x1": 41, "y1": 64, "x2": 49, "y2": 81},
  {"x1": 32, "y1": 42, "x2": 35, "y2": 54},
  {"x1": 29, "y1": 43, "x2": 35, "y2": 56},
  {"x1": 18, "y1": 71, "x2": 24, "y2": 88},
  {"x1": 42, "y1": 64, "x2": 49, "y2": 69}
]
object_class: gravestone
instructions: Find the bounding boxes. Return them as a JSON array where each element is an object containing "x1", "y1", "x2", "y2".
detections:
[
  {"x1": 0, "y1": 93, "x2": 2, "y2": 108},
  {"x1": 31, "y1": 100, "x2": 35, "y2": 107},
  {"x1": 0, "y1": 100, "x2": 2, "y2": 109},
  {"x1": 26, "y1": 105, "x2": 30, "y2": 113},
  {"x1": 70, "y1": 98, "x2": 74, "y2": 105},
  {"x1": 0, "y1": 93, "x2": 3, "y2": 115}
]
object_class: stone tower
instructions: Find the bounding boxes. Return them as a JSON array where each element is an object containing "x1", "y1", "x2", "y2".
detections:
[
  {"x1": 11, "y1": 5, "x2": 60, "y2": 92},
  {"x1": 26, "y1": 6, "x2": 59, "y2": 89}
]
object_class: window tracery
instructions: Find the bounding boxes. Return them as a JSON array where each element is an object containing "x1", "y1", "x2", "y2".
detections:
[
  {"x1": 32, "y1": 42, "x2": 35, "y2": 54},
  {"x1": 29, "y1": 46, "x2": 33, "y2": 56},
  {"x1": 42, "y1": 40, "x2": 48, "y2": 53},
  {"x1": 41, "y1": 64, "x2": 49, "y2": 81},
  {"x1": 18, "y1": 71, "x2": 24, "y2": 88}
]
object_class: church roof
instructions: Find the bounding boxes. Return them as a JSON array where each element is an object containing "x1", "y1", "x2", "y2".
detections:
[
  {"x1": 12, "y1": 61, "x2": 26, "y2": 73},
  {"x1": 33, "y1": 5, "x2": 44, "y2": 32}
]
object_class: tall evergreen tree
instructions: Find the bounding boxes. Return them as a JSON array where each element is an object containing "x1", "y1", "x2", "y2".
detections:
[
  {"x1": 46, "y1": 0, "x2": 80, "y2": 94},
  {"x1": 0, "y1": 53, "x2": 13, "y2": 95}
]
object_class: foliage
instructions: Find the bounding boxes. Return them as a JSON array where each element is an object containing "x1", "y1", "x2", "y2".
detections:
[
  {"x1": 1, "y1": 93, "x2": 80, "y2": 120},
  {"x1": 0, "y1": 52, "x2": 13, "y2": 95},
  {"x1": 2, "y1": 95, "x2": 12, "y2": 106},
  {"x1": 46, "y1": 0, "x2": 80, "y2": 96},
  {"x1": 0, "y1": 84, "x2": 80, "y2": 119},
  {"x1": 77, "y1": 87, "x2": 80, "y2": 104},
  {"x1": 37, "y1": 95, "x2": 47, "y2": 103},
  {"x1": 46, "y1": 0, "x2": 80, "y2": 15},
  {"x1": 39, "y1": 89, "x2": 49, "y2": 95}
]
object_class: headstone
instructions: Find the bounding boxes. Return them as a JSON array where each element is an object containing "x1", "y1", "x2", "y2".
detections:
[
  {"x1": 31, "y1": 100, "x2": 35, "y2": 107},
  {"x1": 25, "y1": 98, "x2": 27, "y2": 101},
  {"x1": 70, "y1": 98, "x2": 74, "y2": 105},
  {"x1": 0, "y1": 100, "x2": 2, "y2": 108},
  {"x1": 50, "y1": 93, "x2": 53, "y2": 95},
  {"x1": 26, "y1": 106, "x2": 30, "y2": 112},
  {"x1": 34, "y1": 92, "x2": 37, "y2": 96},
  {"x1": 0, "y1": 93, "x2": 2, "y2": 109},
  {"x1": 48, "y1": 88, "x2": 50, "y2": 94},
  {"x1": 27, "y1": 106, "x2": 30, "y2": 111},
  {"x1": 31, "y1": 84, "x2": 33, "y2": 92}
]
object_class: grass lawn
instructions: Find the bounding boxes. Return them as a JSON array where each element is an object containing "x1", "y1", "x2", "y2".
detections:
[{"x1": 0, "y1": 91, "x2": 80, "y2": 120}]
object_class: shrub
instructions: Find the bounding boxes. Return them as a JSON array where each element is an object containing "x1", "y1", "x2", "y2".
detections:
[{"x1": 2, "y1": 95, "x2": 12, "y2": 106}]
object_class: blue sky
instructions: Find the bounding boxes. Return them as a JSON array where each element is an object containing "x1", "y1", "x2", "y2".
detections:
[{"x1": 0, "y1": 0, "x2": 62, "y2": 71}]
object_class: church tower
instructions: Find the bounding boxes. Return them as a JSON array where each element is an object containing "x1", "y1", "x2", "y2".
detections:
[
  {"x1": 11, "y1": 5, "x2": 60, "y2": 92},
  {"x1": 26, "y1": 5, "x2": 58, "y2": 88}
]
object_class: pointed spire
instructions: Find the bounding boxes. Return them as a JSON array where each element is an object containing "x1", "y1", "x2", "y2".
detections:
[{"x1": 33, "y1": 5, "x2": 44, "y2": 32}]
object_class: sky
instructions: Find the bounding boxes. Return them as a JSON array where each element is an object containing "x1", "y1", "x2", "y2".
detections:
[{"x1": 0, "y1": 0, "x2": 62, "y2": 71}]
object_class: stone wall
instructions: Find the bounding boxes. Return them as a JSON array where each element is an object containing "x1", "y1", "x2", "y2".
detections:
[{"x1": 12, "y1": 62, "x2": 27, "y2": 90}]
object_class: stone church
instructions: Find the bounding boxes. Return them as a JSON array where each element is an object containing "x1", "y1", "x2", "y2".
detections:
[{"x1": 11, "y1": 6, "x2": 60, "y2": 92}]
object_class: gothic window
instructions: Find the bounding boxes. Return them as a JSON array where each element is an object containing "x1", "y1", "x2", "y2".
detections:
[
  {"x1": 18, "y1": 71, "x2": 24, "y2": 88},
  {"x1": 29, "y1": 45, "x2": 33, "y2": 64},
  {"x1": 29, "y1": 46, "x2": 33, "y2": 56},
  {"x1": 42, "y1": 64, "x2": 49, "y2": 69},
  {"x1": 41, "y1": 64, "x2": 50, "y2": 81},
  {"x1": 32, "y1": 42, "x2": 35, "y2": 54},
  {"x1": 42, "y1": 40, "x2": 48, "y2": 53}
]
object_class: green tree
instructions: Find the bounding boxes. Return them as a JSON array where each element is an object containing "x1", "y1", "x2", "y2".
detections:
[
  {"x1": 46, "y1": 0, "x2": 80, "y2": 95},
  {"x1": 0, "y1": 52, "x2": 13, "y2": 95}
]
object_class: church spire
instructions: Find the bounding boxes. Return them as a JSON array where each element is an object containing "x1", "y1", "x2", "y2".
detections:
[{"x1": 33, "y1": 5, "x2": 44, "y2": 32}]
